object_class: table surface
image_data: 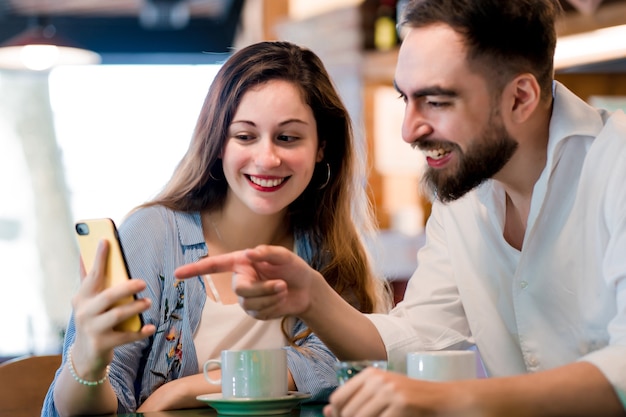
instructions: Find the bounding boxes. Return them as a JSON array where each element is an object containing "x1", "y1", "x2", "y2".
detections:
[{"x1": 114, "y1": 404, "x2": 326, "y2": 417}]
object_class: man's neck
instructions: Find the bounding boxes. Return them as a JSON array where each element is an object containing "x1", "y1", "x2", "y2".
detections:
[{"x1": 503, "y1": 191, "x2": 529, "y2": 250}]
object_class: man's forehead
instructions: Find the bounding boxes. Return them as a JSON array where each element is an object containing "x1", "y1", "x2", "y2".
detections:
[{"x1": 394, "y1": 25, "x2": 468, "y2": 92}]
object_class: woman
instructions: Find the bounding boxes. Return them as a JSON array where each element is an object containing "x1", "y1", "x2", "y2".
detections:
[{"x1": 43, "y1": 41, "x2": 391, "y2": 416}]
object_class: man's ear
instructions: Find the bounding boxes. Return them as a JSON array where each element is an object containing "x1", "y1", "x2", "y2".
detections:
[{"x1": 505, "y1": 74, "x2": 541, "y2": 124}]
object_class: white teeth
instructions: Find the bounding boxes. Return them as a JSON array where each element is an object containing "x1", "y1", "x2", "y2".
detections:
[
  {"x1": 424, "y1": 148, "x2": 449, "y2": 160},
  {"x1": 249, "y1": 176, "x2": 285, "y2": 187}
]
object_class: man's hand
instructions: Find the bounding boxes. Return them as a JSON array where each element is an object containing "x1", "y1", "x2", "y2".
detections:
[
  {"x1": 174, "y1": 245, "x2": 322, "y2": 320},
  {"x1": 324, "y1": 368, "x2": 479, "y2": 417},
  {"x1": 324, "y1": 362, "x2": 626, "y2": 417}
]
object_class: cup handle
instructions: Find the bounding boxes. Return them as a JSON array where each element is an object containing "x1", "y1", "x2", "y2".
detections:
[{"x1": 203, "y1": 359, "x2": 222, "y2": 385}]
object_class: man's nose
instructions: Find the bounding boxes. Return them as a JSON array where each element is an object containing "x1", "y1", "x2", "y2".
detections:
[{"x1": 402, "y1": 105, "x2": 433, "y2": 144}]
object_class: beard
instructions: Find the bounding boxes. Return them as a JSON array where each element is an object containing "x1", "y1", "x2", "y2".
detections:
[{"x1": 421, "y1": 112, "x2": 518, "y2": 203}]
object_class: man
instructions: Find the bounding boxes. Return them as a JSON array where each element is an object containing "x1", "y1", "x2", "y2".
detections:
[{"x1": 176, "y1": 0, "x2": 626, "y2": 415}]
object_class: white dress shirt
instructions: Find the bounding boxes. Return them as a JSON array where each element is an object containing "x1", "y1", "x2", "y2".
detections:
[{"x1": 367, "y1": 82, "x2": 626, "y2": 407}]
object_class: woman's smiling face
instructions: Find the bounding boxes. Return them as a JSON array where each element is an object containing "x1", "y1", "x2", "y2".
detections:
[{"x1": 221, "y1": 79, "x2": 323, "y2": 216}]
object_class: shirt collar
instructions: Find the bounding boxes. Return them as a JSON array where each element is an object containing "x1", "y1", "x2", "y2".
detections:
[
  {"x1": 175, "y1": 210, "x2": 207, "y2": 250},
  {"x1": 475, "y1": 81, "x2": 606, "y2": 205},
  {"x1": 547, "y1": 81, "x2": 605, "y2": 160}
]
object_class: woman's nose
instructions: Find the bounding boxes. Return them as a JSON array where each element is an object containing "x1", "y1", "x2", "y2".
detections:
[{"x1": 255, "y1": 138, "x2": 281, "y2": 168}]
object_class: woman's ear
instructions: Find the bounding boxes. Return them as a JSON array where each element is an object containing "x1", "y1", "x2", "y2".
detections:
[
  {"x1": 506, "y1": 74, "x2": 541, "y2": 124},
  {"x1": 317, "y1": 141, "x2": 326, "y2": 163}
]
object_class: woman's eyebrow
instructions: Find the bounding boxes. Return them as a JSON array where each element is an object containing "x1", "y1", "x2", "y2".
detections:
[
  {"x1": 278, "y1": 119, "x2": 309, "y2": 127},
  {"x1": 230, "y1": 119, "x2": 309, "y2": 127},
  {"x1": 230, "y1": 120, "x2": 256, "y2": 127}
]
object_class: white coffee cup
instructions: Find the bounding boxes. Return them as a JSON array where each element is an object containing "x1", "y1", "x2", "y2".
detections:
[
  {"x1": 203, "y1": 348, "x2": 288, "y2": 399},
  {"x1": 407, "y1": 350, "x2": 477, "y2": 381}
]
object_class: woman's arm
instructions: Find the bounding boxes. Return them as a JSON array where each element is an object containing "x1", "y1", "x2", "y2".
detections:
[
  {"x1": 285, "y1": 319, "x2": 340, "y2": 402},
  {"x1": 46, "y1": 241, "x2": 155, "y2": 417}
]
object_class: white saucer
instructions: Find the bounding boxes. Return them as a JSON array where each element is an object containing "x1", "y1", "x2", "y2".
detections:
[{"x1": 196, "y1": 391, "x2": 312, "y2": 415}]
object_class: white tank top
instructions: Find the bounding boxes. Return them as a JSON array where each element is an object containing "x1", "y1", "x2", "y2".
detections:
[{"x1": 193, "y1": 296, "x2": 288, "y2": 371}]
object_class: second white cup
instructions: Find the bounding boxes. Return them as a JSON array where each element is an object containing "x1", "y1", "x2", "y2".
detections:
[
  {"x1": 204, "y1": 348, "x2": 288, "y2": 399},
  {"x1": 407, "y1": 350, "x2": 477, "y2": 381}
]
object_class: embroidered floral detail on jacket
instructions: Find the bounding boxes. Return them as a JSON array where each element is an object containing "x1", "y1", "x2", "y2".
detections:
[
  {"x1": 150, "y1": 275, "x2": 186, "y2": 383},
  {"x1": 165, "y1": 326, "x2": 177, "y2": 341}
]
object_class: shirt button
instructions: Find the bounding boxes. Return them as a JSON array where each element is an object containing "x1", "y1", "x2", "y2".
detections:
[
  {"x1": 527, "y1": 356, "x2": 538, "y2": 367},
  {"x1": 520, "y1": 281, "x2": 528, "y2": 289}
]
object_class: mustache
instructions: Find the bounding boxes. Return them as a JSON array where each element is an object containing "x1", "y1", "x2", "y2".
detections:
[{"x1": 413, "y1": 138, "x2": 457, "y2": 152}]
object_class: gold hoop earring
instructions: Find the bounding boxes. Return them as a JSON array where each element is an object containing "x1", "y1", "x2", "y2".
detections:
[{"x1": 318, "y1": 162, "x2": 331, "y2": 190}]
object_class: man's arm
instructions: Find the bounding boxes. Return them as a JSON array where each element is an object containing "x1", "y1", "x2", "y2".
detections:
[
  {"x1": 473, "y1": 362, "x2": 623, "y2": 416},
  {"x1": 298, "y1": 272, "x2": 387, "y2": 360},
  {"x1": 326, "y1": 361, "x2": 624, "y2": 417},
  {"x1": 174, "y1": 245, "x2": 387, "y2": 360}
]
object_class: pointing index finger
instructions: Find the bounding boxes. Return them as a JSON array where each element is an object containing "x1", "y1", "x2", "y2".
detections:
[{"x1": 174, "y1": 252, "x2": 239, "y2": 279}]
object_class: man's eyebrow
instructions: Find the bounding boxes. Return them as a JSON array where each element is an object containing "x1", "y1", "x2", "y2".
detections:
[{"x1": 393, "y1": 80, "x2": 458, "y2": 99}]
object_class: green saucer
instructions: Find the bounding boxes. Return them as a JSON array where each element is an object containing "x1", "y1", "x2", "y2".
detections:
[{"x1": 196, "y1": 391, "x2": 312, "y2": 416}]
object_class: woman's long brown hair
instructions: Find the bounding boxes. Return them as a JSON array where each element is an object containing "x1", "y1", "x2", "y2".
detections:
[{"x1": 140, "y1": 41, "x2": 392, "y2": 346}]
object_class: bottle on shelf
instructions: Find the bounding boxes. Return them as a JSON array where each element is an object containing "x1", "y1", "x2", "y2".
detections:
[{"x1": 374, "y1": 0, "x2": 398, "y2": 51}]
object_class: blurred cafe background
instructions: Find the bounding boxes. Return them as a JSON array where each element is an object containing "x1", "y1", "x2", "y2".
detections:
[{"x1": 1, "y1": 0, "x2": 626, "y2": 361}]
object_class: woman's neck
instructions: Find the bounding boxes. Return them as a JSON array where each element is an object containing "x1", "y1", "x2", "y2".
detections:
[{"x1": 201, "y1": 209, "x2": 292, "y2": 254}]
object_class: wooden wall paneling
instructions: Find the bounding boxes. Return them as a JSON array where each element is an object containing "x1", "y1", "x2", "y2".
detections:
[
  {"x1": 556, "y1": 73, "x2": 626, "y2": 101},
  {"x1": 364, "y1": 82, "x2": 388, "y2": 229},
  {"x1": 262, "y1": 0, "x2": 290, "y2": 40}
]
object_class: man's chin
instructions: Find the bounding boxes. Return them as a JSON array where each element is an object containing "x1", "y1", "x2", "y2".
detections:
[{"x1": 422, "y1": 175, "x2": 478, "y2": 204}]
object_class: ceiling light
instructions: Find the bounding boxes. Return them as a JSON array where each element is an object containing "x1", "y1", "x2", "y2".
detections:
[
  {"x1": 554, "y1": 24, "x2": 626, "y2": 70},
  {"x1": 0, "y1": 18, "x2": 101, "y2": 71}
]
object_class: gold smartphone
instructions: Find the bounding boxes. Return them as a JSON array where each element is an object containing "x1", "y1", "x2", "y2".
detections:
[{"x1": 75, "y1": 218, "x2": 143, "y2": 332}]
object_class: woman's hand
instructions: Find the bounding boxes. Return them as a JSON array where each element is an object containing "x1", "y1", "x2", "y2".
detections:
[
  {"x1": 71, "y1": 239, "x2": 155, "y2": 379},
  {"x1": 53, "y1": 240, "x2": 156, "y2": 416},
  {"x1": 137, "y1": 373, "x2": 219, "y2": 412}
]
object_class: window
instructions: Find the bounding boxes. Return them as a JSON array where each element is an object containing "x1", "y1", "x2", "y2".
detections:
[{"x1": 0, "y1": 64, "x2": 221, "y2": 356}]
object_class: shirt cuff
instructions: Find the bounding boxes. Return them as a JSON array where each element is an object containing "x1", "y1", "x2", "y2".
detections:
[{"x1": 579, "y1": 345, "x2": 626, "y2": 410}]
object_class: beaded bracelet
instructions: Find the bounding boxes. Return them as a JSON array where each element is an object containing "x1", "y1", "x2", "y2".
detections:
[{"x1": 67, "y1": 345, "x2": 111, "y2": 386}]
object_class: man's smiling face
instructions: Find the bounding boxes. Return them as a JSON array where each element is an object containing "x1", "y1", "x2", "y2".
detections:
[{"x1": 395, "y1": 24, "x2": 518, "y2": 202}]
